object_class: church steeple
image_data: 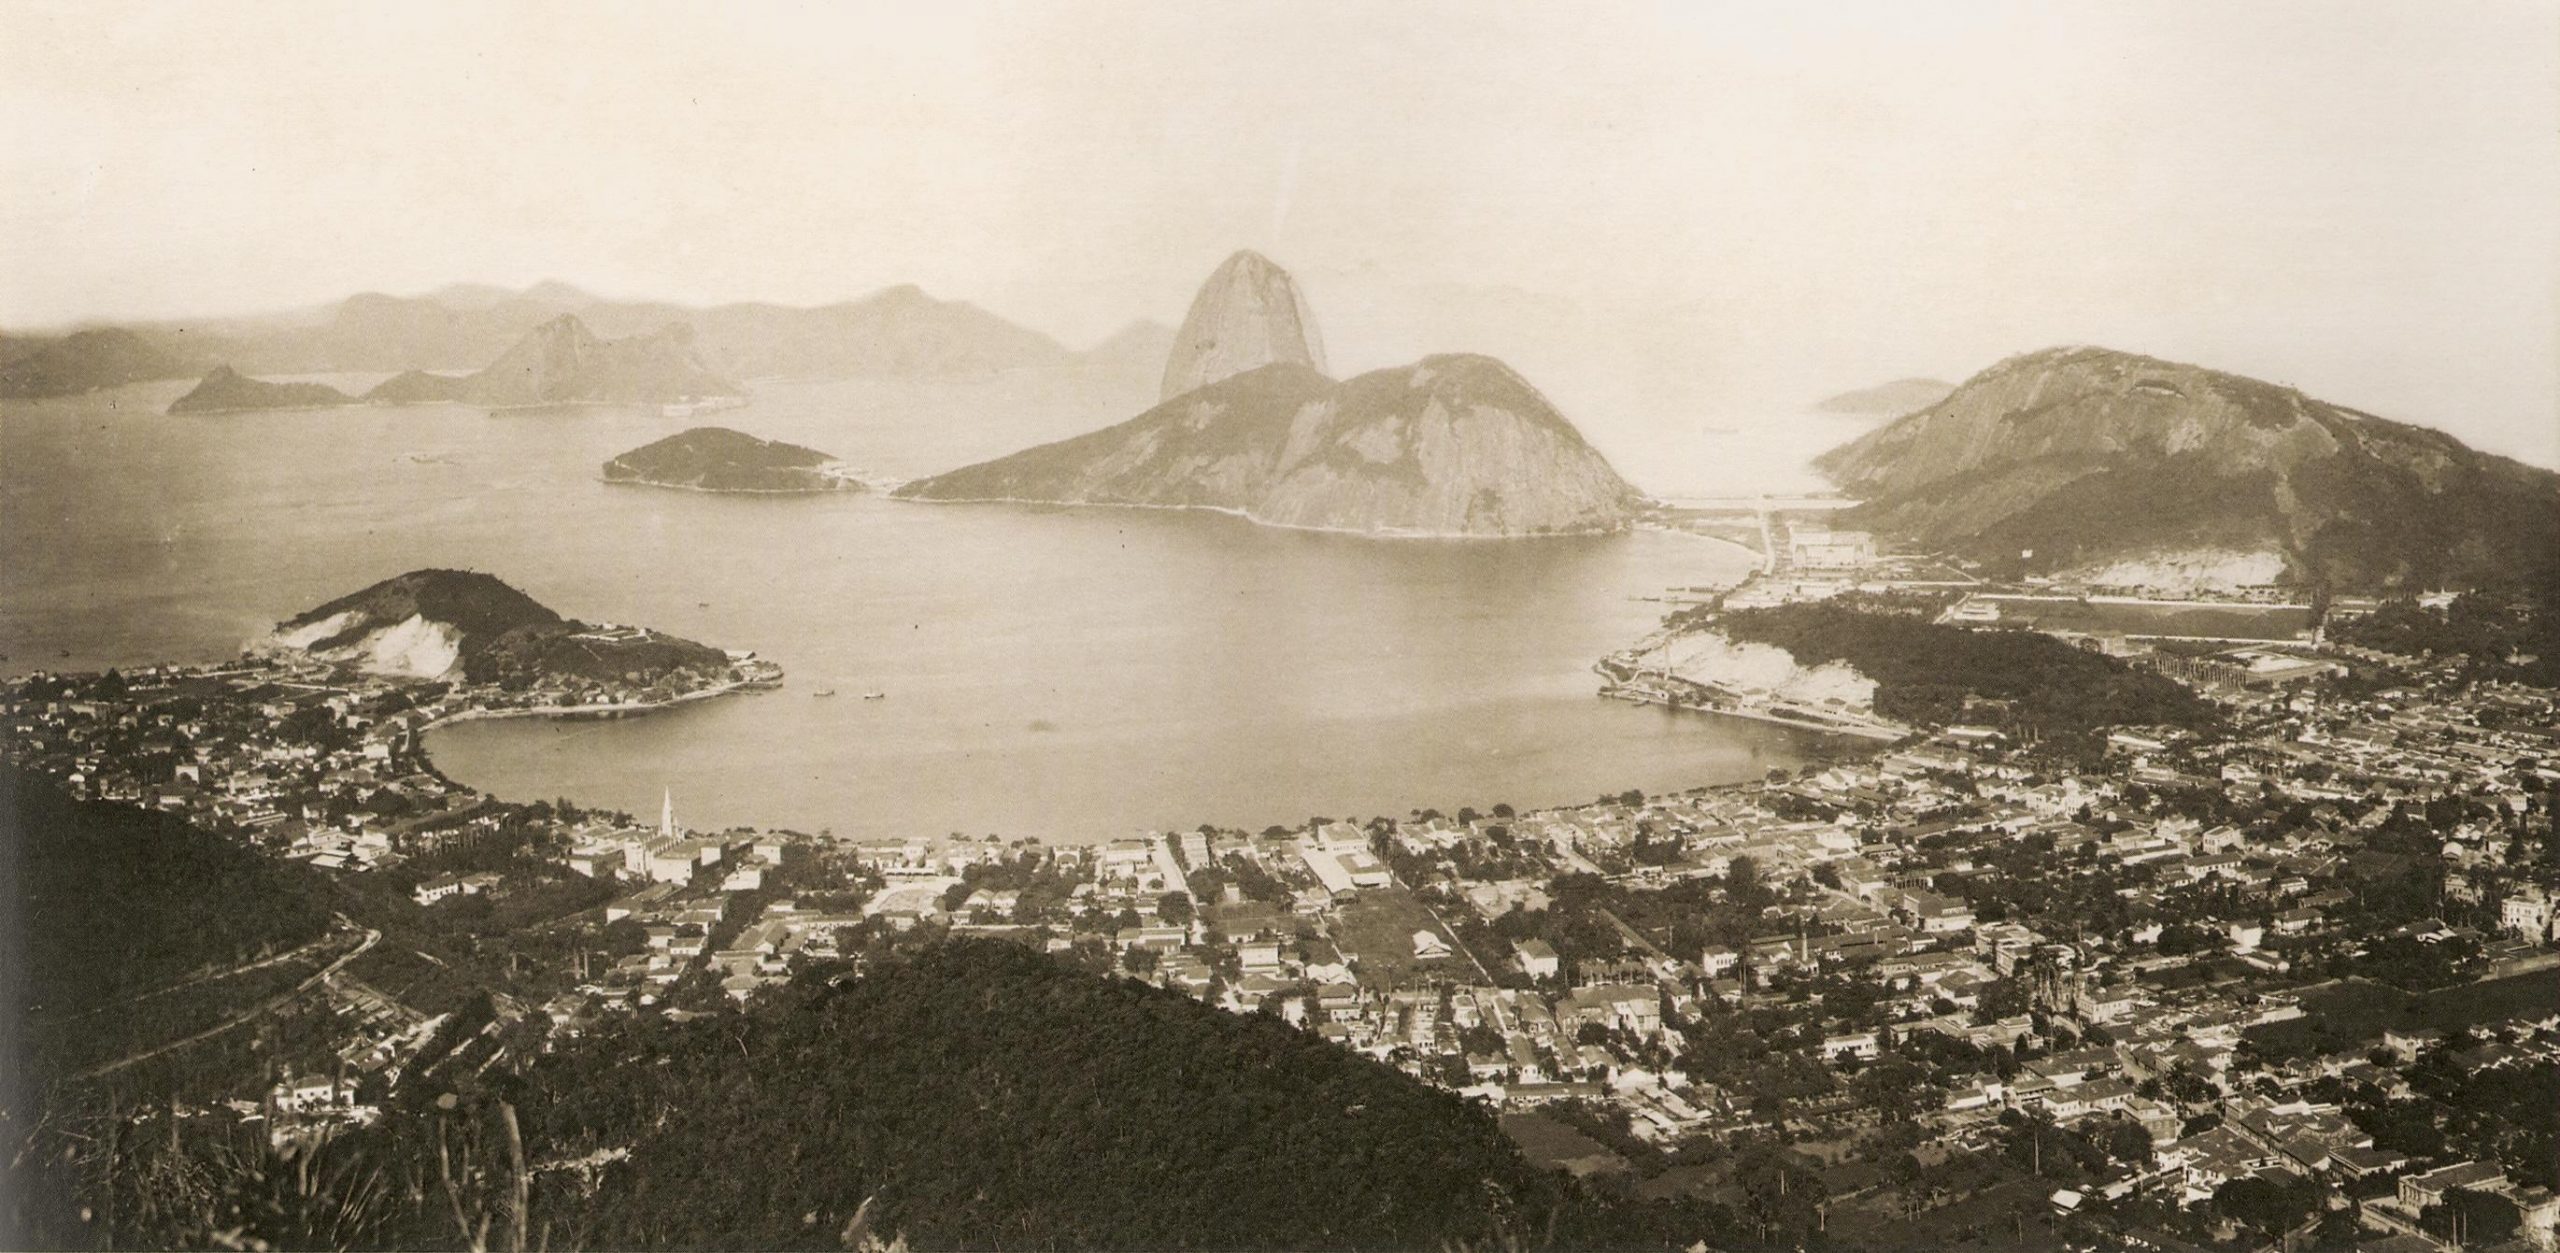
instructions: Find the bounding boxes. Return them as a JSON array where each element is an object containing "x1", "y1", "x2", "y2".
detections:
[{"x1": 661, "y1": 787, "x2": 675, "y2": 841}]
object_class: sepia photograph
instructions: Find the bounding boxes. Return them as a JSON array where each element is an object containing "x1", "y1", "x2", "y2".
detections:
[{"x1": 3, "y1": 2, "x2": 2556, "y2": 1249}]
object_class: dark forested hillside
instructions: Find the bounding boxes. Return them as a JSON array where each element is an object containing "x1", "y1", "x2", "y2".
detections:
[
  {"x1": 1702, "y1": 602, "x2": 2218, "y2": 736},
  {"x1": 4, "y1": 765, "x2": 333, "y2": 1024},
  {"x1": 497, "y1": 941, "x2": 1717, "y2": 1251},
  {"x1": 0, "y1": 328, "x2": 198, "y2": 398},
  {"x1": 3, "y1": 764, "x2": 339, "y2": 1116}
]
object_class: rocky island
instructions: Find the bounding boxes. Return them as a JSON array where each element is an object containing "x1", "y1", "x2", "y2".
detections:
[
  {"x1": 167, "y1": 365, "x2": 355, "y2": 414},
  {"x1": 602, "y1": 426, "x2": 861, "y2": 493},
  {"x1": 899, "y1": 251, "x2": 1645, "y2": 537}
]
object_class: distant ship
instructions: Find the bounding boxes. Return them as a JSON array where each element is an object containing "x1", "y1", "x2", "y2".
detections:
[
  {"x1": 812, "y1": 688, "x2": 836, "y2": 698},
  {"x1": 662, "y1": 395, "x2": 748, "y2": 419},
  {"x1": 861, "y1": 690, "x2": 886, "y2": 700}
]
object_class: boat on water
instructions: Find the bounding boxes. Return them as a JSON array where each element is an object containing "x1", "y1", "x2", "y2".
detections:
[
  {"x1": 861, "y1": 691, "x2": 886, "y2": 700},
  {"x1": 662, "y1": 395, "x2": 749, "y2": 419},
  {"x1": 812, "y1": 688, "x2": 837, "y2": 698}
]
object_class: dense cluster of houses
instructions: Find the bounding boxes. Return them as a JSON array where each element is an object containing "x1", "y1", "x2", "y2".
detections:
[{"x1": 8, "y1": 592, "x2": 2558, "y2": 1248}]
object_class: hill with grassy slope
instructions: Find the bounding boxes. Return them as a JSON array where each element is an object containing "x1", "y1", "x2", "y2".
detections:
[{"x1": 1816, "y1": 346, "x2": 2560, "y2": 592}]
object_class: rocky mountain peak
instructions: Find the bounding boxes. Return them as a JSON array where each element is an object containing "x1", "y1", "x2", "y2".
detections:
[{"x1": 1161, "y1": 250, "x2": 1327, "y2": 401}]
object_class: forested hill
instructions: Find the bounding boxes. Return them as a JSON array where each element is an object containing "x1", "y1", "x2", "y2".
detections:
[
  {"x1": 5, "y1": 765, "x2": 333, "y2": 1023},
  {"x1": 3, "y1": 765, "x2": 338, "y2": 1112},
  {"x1": 502, "y1": 940, "x2": 1720, "y2": 1251},
  {"x1": 1703, "y1": 602, "x2": 2218, "y2": 738}
]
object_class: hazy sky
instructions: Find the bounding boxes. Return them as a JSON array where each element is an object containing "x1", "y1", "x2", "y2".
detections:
[{"x1": 6, "y1": 1, "x2": 2556, "y2": 468}]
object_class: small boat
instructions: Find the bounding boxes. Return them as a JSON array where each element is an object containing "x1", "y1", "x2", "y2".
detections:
[
  {"x1": 812, "y1": 688, "x2": 837, "y2": 698},
  {"x1": 861, "y1": 691, "x2": 886, "y2": 701}
]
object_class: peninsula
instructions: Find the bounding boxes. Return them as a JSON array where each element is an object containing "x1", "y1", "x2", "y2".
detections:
[{"x1": 258, "y1": 568, "x2": 778, "y2": 707}]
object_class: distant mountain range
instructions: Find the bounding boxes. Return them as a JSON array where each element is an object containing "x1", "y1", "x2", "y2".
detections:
[
  {"x1": 603, "y1": 426, "x2": 860, "y2": 493},
  {"x1": 903, "y1": 252, "x2": 1642, "y2": 537},
  {"x1": 260, "y1": 568, "x2": 730, "y2": 684},
  {"x1": 1817, "y1": 346, "x2": 2560, "y2": 591},
  {"x1": 0, "y1": 328, "x2": 196, "y2": 399},
  {"x1": 1, "y1": 280, "x2": 1134, "y2": 400},
  {"x1": 1814, "y1": 377, "x2": 1955, "y2": 418},
  {"x1": 161, "y1": 314, "x2": 741, "y2": 413}
]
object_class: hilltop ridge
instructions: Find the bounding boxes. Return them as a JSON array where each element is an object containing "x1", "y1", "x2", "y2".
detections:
[{"x1": 1817, "y1": 345, "x2": 2560, "y2": 591}]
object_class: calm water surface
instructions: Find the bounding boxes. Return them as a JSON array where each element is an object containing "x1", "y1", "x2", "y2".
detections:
[{"x1": 2, "y1": 371, "x2": 1828, "y2": 841}]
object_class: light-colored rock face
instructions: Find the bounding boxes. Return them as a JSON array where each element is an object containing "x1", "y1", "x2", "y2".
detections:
[
  {"x1": 903, "y1": 355, "x2": 1644, "y2": 537},
  {"x1": 2071, "y1": 548, "x2": 2288, "y2": 593},
  {"x1": 260, "y1": 611, "x2": 463, "y2": 679},
  {"x1": 1161, "y1": 251, "x2": 1327, "y2": 402},
  {"x1": 1631, "y1": 630, "x2": 1878, "y2": 711}
]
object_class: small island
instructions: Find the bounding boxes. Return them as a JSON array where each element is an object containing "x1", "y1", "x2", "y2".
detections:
[
  {"x1": 601, "y1": 426, "x2": 863, "y2": 493},
  {"x1": 168, "y1": 365, "x2": 356, "y2": 414}
]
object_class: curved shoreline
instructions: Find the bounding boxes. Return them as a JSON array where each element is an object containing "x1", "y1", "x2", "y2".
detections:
[
  {"x1": 889, "y1": 492, "x2": 1641, "y2": 542},
  {"x1": 418, "y1": 674, "x2": 769, "y2": 732},
  {"x1": 1632, "y1": 521, "x2": 1764, "y2": 567}
]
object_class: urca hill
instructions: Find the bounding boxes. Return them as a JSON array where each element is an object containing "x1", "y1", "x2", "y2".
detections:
[
  {"x1": 900, "y1": 251, "x2": 1643, "y2": 537},
  {"x1": 1817, "y1": 345, "x2": 2560, "y2": 592}
]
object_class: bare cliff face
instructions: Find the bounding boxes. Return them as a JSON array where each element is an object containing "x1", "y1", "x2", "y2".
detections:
[
  {"x1": 1817, "y1": 346, "x2": 2560, "y2": 590},
  {"x1": 1160, "y1": 251, "x2": 1327, "y2": 402},
  {"x1": 900, "y1": 355, "x2": 1644, "y2": 537}
]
